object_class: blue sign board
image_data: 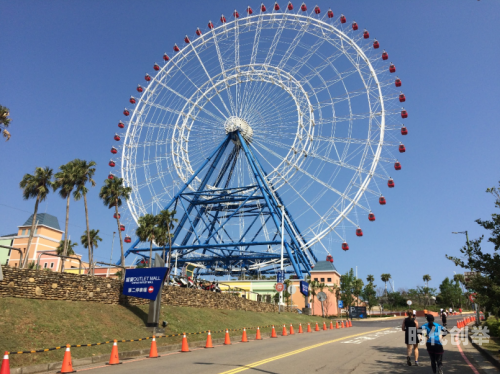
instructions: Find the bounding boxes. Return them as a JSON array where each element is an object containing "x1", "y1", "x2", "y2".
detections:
[
  {"x1": 122, "y1": 267, "x2": 168, "y2": 300},
  {"x1": 277, "y1": 270, "x2": 284, "y2": 284},
  {"x1": 300, "y1": 281, "x2": 309, "y2": 296},
  {"x1": 338, "y1": 300, "x2": 344, "y2": 309}
]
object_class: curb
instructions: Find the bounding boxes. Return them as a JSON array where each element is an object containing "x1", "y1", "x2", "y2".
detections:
[{"x1": 465, "y1": 324, "x2": 500, "y2": 370}]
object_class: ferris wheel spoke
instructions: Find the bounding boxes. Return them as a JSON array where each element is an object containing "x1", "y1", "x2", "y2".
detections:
[
  {"x1": 277, "y1": 20, "x2": 310, "y2": 69},
  {"x1": 211, "y1": 30, "x2": 238, "y2": 115}
]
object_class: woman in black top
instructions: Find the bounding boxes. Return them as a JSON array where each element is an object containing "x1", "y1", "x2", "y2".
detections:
[{"x1": 402, "y1": 309, "x2": 419, "y2": 366}]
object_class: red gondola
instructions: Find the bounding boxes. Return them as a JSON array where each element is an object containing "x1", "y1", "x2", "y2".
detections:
[
  {"x1": 208, "y1": 21, "x2": 214, "y2": 29},
  {"x1": 123, "y1": 109, "x2": 129, "y2": 116},
  {"x1": 153, "y1": 63, "x2": 160, "y2": 71},
  {"x1": 342, "y1": 242, "x2": 349, "y2": 251},
  {"x1": 399, "y1": 93, "x2": 406, "y2": 102},
  {"x1": 118, "y1": 121, "x2": 125, "y2": 129},
  {"x1": 288, "y1": 2, "x2": 294, "y2": 10},
  {"x1": 184, "y1": 35, "x2": 190, "y2": 43},
  {"x1": 363, "y1": 29, "x2": 369, "y2": 39},
  {"x1": 114, "y1": 134, "x2": 121, "y2": 141},
  {"x1": 401, "y1": 108, "x2": 408, "y2": 118},
  {"x1": 394, "y1": 161, "x2": 401, "y2": 170},
  {"x1": 109, "y1": 160, "x2": 116, "y2": 167},
  {"x1": 261, "y1": 3, "x2": 267, "y2": 11},
  {"x1": 301, "y1": 3, "x2": 307, "y2": 11},
  {"x1": 114, "y1": 213, "x2": 120, "y2": 219},
  {"x1": 340, "y1": 14, "x2": 346, "y2": 23},
  {"x1": 327, "y1": 9, "x2": 333, "y2": 18},
  {"x1": 129, "y1": 97, "x2": 136, "y2": 104},
  {"x1": 379, "y1": 196, "x2": 386, "y2": 205},
  {"x1": 388, "y1": 178, "x2": 395, "y2": 188},
  {"x1": 389, "y1": 63, "x2": 396, "y2": 73},
  {"x1": 395, "y1": 77, "x2": 401, "y2": 87},
  {"x1": 382, "y1": 50, "x2": 388, "y2": 60},
  {"x1": 274, "y1": 2, "x2": 280, "y2": 11},
  {"x1": 137, "y1": 85, "x2": 144, "y2": 92},
  {"x1": 163, "y1": 53, "x2": 170, "y2": 61},
  {"x1": 373, "y1": 39, "x2": 380, "y2": 49},
  {"x1": 314, "y1": 6, "x2": 320, "y2": 14},
  {"x1": 401, "y1": 126, "x2": 408, "y2": 135},
  {"x1": 220, "y1": 14, "x2": 226, "y2": 23},
  {"x1": 145, "y1": 74, "x2": 151, "y2": 82},
  {"x1": 173, "y1": 44, "x2": 180, "y2": 52},
  {"x1": 326, "y1": 255, "x2": 333, "y2": 262},
  {"x1": 368, "y1": 212, "x2": 376, "y2": 221},
  {"x1": 356, "y1": 228, "x2": 363, "y2": 237},
  {"x1": 124, "y1": 236, "x2": 132, "y2": 243},
  {"x1": 399, "y1": 143, "x2": 406, "y2": 153},
  {"x1": 108, "y1": 173, "x2": 114, "y2": 180},
  {"x1": 196, "y1": 28, "x2": 202, "y2": 36},
  {"x1": 247, "y1": 6, "x2": 253, "y2": 14},
  {"x1": 233, "y1": 10, "x2": 239, "y2": 18},
  {"x1": 111, "y1": 147, "x2": 118, "y2": 154},
  {"x1": 120, "y1": 224, "x2": 125, "y2": 231},
  {"x1": 352, "y1": 21, "x2": 358, "y2": 30}
]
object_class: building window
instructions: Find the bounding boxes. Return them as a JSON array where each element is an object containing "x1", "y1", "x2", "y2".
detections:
[
  {"x1": 314, "y1": 278, "x2": 318, "y2": 281},
  {"x1": 327, "y1": 278, "x2": 332, "y2": 282},
  {"x1": 320, "y1": 278, "x2": 325, "y2": 282},
  {"x1": 50, "y1": 263, "x2": 54, "y2": 268},
  {"x1": 44, "y1": 263, "x2": 48, "y2": 268},
  {"x1": 35, "y1": 229, "x2": 38, "y2": 235}
]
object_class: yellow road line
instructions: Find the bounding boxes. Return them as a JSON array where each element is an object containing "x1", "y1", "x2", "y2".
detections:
[{"x1": 218, "y1": 328, "x2": 390, "y2": 374}]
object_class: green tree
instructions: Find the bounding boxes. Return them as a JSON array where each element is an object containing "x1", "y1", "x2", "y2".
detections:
[
  {"x1": 423, "y1": 274, "x2": 431, "y2": 288},
  {"x1": 53, "y1": 160, "x2": 79, "y2": 270},
  {"x1": 136, "y1": 214, "x2": 159, "y2": 268},
  {"x1": 19, "y1": 167, "x2": 54, "y2": 268},
  {"x1": 155, "y1": 209, "x2": 177, "y2": 269},
  {"x1": 56, "y1": 240, "x2": 78, "y2": 256},
  {"x1": 366, "y1": 274, "x2": 375, "y2": 284},
  {"x1": 447, "y1": 181, "x2": 500, "y2": 318},
  {"x1": 381, "y1": 273, "x2": 392, "y2": 294},
  {"x1": 340, "y1": 269, "x2": 356, "y2": 319},
  {"x1": 80, "y1": 229, "x2": 102, "y2": 272},
  {"x1": 353, "y1": 278, "x2": 364, "y2": 306},
  {"x1": 0, "y1": 105, "x2": 11, "y2": 140},
  {"x1": 309, "y1": 280, "x2": 320, "y2": 315},
  {"x1": 73, "y1": 160, "x2": 97, "y2": 275},
  {"x1": 99, "y1": 177, "x2": 132, "y2": 269},
  {"x1": 438, "y1": 277, "x2": 462, "y2": 309},
  {"x1": 361, "y1": 282, "x2": 377, "y2": 313}
]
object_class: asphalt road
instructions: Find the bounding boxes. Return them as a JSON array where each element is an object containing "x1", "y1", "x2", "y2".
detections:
[{"x1": 70, "y1": 314, "x2": 497, "y2": 374}]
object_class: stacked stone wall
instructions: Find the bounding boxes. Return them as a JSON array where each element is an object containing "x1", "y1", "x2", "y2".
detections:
[{"x1": 0, "y1": 266, "x2": 292, "y2": 313}]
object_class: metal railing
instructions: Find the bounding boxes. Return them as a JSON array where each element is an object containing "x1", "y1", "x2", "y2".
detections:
[
  {"x1": 0, "y1": 244, "x2": 23, "y2": 268},
  {"x1": 36, "y1": 252, "x2": 83, "y2": 274}
]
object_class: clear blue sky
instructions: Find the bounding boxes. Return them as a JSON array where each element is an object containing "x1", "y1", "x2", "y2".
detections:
[{"x1": 1, "y1": 0, "x2": 499, "y2": 291}]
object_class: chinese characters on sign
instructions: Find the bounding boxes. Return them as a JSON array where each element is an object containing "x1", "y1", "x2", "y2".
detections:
[{"x1": 122, "y1": 267, "x2": 168, "y2": 300}]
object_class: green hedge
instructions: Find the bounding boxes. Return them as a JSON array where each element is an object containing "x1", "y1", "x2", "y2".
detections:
[{"x1": 484, "y1": 318, "x2": 500, "y2": 337}]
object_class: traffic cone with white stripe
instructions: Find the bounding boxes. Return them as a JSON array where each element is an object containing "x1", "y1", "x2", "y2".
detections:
[
  {"x1": 181, "y1": 333, "x2": 190, "y2": 352},
  {"x1": 307, "y1": 323, "x2": 312, "y2": 332},
  {"x1": 298, "y1": 323, "x2": 303, "y2": 333},
  {"x1": 336, "y1": 321, "x2": 340, "y2": 329},
  {"x1": 282, "y1": 324, "x2": 288, "y2": 336},
  {"x1": 323, "y1": 322, "x2": 327, "y2": 330},
  {"x1": 255, "y1": 327, "x2": 262, "y2": 340},
  {"x1": 205, "y1": 331, "x2": 214, "y2": 348},
  {"x1": 224, "y1": 329, "x2": 232, "y2": 345},
  {"x1": 241, "y1": 328, "x2": 249, "y2": 343},
  {"x1": 107, "y1": 340, "x2": 122, "y2": 365},
  {"x1": 148, "y1": 336, "x2": 159, "y2": 358},
  {"x1": 58, "y1": 345, "x2": 76, "y2": 373},
  {"x1": 341, "y1": 321, "x2": 345, "y2": 328},
  {"x1": 330, "y1": 321, "x2": 334, "y2": 330},
  {"x1": 1, "y1": 352, "x2": 10, "y2": 374},
  {"x1": 289, "y1": 324, "x2": 295, "y2": 335},
  {"x1": 315, "y1": 322, "x2": 320, "y2": 331},
  {"x1": 271, "y1": 325, "x2": 278, "y2": 338}
]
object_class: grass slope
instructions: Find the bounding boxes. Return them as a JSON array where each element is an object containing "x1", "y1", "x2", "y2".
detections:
[{"x1": 0, "y1": 297, "x2": 333, "y2": 368}]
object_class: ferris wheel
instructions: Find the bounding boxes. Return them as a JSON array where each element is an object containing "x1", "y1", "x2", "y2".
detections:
[{"x1": 109, "y1": 2, "x2": 409, "y2": 275}]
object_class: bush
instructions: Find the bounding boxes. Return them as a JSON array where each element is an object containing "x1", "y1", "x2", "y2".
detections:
[{"x1": 484, "y1": 318, "x2": 500, "y2": 337}]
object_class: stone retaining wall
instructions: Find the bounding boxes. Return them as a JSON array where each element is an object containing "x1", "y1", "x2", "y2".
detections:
[{"x1": 0, "y1": 266, "x2": 290, "y2": 313}]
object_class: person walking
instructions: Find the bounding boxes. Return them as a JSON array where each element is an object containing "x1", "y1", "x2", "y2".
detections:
[
  {"x1": 402, "y1": 310, "x2": 419, "y2": 366},
  {"x1": 441, "y1": 310, "x2": 447, "y2": 327},
  {"x1": 420, "y1": 314, "x2": 448, "y2": 374}
]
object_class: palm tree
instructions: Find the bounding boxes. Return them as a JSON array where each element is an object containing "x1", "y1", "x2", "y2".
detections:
[
  {"x1": 309, "y1": 280, "x2": 320, "y2": 315},
  {"x1": 423, "y1": 274, "x2": 431, "y2": 288},
  {"x1": 155, "y1": 209, "x2": 177, "y2": 268},
  {"x1": 136, "y1": 214, "x2": 158, "y2": 268},
  {"x1": 53, "y1": 160, "x2": 79, "y2": 270},
  {"x1": 366, "y1": 274, "x2": 375, "y2": 284},
  {"x1": 80, "y1": 229, "x2": 102, "y2": 272},
  {"x1": 19, "y1": 167, "x2": 54, "y2": 268},
  {"x1": 0, "y1": 105, "x2": 11, "y2": 140},
  {"x1": 353, "y1": 278, "x2": 364, "y2": 306},
  {"x1": 381, "y1": 273, "x2": 392, "y2": 294},
  {"x1": 99, "y1": 177, "x2": 132, "y2": 268},
  {"x1": 56, "y1": 240, "x2": 78, "y2": 256},
  {"x1": 73, "y1": 160, "x2": 97, "y2": 275}
]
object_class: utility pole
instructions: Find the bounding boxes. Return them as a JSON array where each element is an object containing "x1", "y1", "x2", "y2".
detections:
[
  {"x1": 278, "y1": 204, "x2": 285, "y2": 313},
  {"x1": 110, "y1": 232, "x2": 116, "y2": 264}
]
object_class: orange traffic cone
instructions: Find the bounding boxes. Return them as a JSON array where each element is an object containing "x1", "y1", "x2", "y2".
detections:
[
  {"x1": 181, "y1": 333, "x2": 190, "y2": 352},
  {"x1": 255, "y1": 327, "x2": 262, "y2": 340},
  {"x1": 341, "y1": 321, "x2": 344, "y2": 328},
  {"x1": 289, "y1": 324, "x2": 295, "y2": 335},
  {"x1": 241, "y1": 328, "x2": 249, "y2": 343},
  {"x1": 349, "y1": 320, "x2": 353, "y2": 327},
  {"x1": 205, "y1": 331, "x2": 214, "y2": 348},
  {"x1": 336, "y1": 321, "x2": 340, "y2": 329},
  {"x1": 315, "y1": 322, "x2": 320, "y2": 331},
  {"x1": 59, "y1": 345, "x2": 75, "y2": 373},
  {"x1": 298, "y1": 323, "x2": 303, "y2": 333},
  {"x1": 107, "y1": 340, "x2": 122, "y2": 365},
  {"x1": 323, "y1": 322, "x2": 327, "y2": 331},
  {"x1": 271, "y1": 325, "x2": 278, "y2": 338},
  {"x1": 1, "y1": 352, "x2": 10, "y2": 374},
  {"x1": 282, "y1": 324, "x2": 288, "y2": 336},
  {"x1": 224, "y1": 330, "x2": 232, "y2": 345},
  {"x1": 148, "y1": 336, "x2": 159, "y2": 358},
  {"x1": 307, "y1": 323, "x2": 312, "y2": 333},
  {"x1": 330, "y1": 321, "x2": 334, "y2": 330}
]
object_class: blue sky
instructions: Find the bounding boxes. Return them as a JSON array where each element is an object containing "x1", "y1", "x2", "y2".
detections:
[{"x1": 1, "y1": 0, "x2": 499, "y2": 291}]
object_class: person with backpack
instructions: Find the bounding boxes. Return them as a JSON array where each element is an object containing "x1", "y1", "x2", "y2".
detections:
[
  {"x1": 402, "y1": 310, "x2": 419, "y2": 366},
  {"x1": 420, "y1": 314, "x2": 448, "y2": 374}
]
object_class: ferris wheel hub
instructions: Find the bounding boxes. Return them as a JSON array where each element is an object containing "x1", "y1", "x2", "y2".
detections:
[{"x1": 224, "y1": 116, "x2": 253, "y2": 143}]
